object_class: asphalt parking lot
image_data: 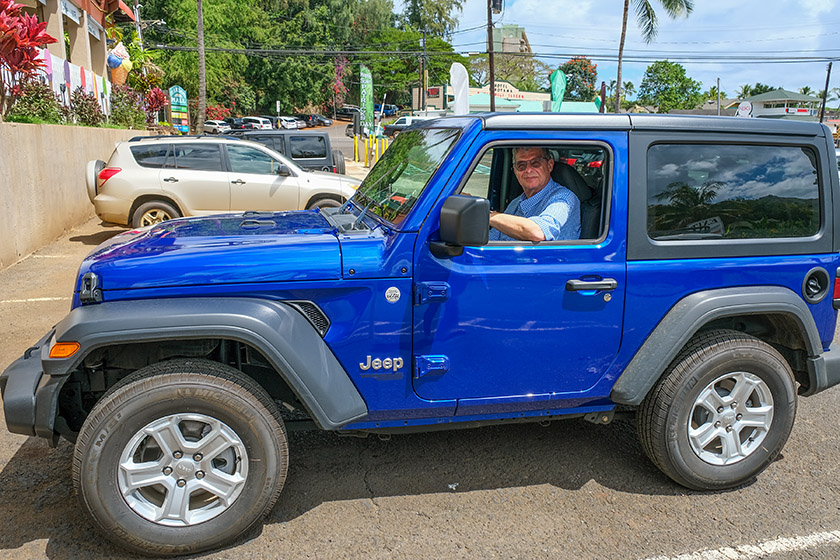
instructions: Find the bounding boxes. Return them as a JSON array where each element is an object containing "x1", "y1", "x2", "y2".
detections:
[{"x1": 2, "y1": 219, "x2": 840, "y2": 559}]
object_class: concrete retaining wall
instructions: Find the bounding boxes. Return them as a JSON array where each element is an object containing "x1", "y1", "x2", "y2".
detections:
[{"x1": 0, "y1": 123, "x2": 149, "y2": 271}]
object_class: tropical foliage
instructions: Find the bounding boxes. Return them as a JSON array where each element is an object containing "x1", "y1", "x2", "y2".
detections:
[
  {"x1": 638, "y1": 60, "x2": 701, "y2": 112},
  {"x1": 0, "y1": 0, "x2": 56, "y2": 118},
  {"x1": 560, "y1": 56, "x2": 597, "y2": 101}
]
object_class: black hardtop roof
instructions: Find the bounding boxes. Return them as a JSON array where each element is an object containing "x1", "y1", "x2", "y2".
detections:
[
  {"x1": 232, "y1": 129, "x2": 329, "y2": 136},
  {"x1": 412, "y1": 112, "x2": 827, "y2": 137}
]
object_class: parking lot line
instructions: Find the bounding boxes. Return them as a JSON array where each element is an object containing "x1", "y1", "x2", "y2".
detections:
[
  {"x1": 643, "y1": 530, "x2": 840, "y2": 560},
  {"x1": 0, "y1": 297, "x2": 70, "y2": 304}
]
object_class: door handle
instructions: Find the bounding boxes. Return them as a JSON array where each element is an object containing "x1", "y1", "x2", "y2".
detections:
[
  {"x1": 163, "y1": 177, "x2": 179, "y2": 183},
  {"x1": 231, "y1": 179, "x2": 246, "y2": 185},
  {"x1": 566, "y1": 278, "x2": 617, "y2": 292}
]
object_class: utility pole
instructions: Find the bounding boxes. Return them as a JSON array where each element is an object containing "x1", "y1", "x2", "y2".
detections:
[
  {"x1": 422, "y1": 30, "x2": 427, "y2": 113},
  {"x1": 197, "y1": 0, "x2": 206, "y2": 131},
  {"x1": 486, "y1": 0, "x2": 495, "y2": 112},
  {"x1": 819, "y1": 62, "x2": 832, "y2": 123}
]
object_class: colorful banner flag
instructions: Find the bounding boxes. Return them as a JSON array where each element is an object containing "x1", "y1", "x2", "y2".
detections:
[
  {"x1": 550, "y1": 69, "x2": 566, "y2": 113},
  {"x1": 360, "y1": 65, "x2": 374, "y2": 135}
]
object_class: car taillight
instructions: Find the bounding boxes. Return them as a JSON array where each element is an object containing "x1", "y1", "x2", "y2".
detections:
[
  {"x1": 558, "y1": 157, "x2": 577, "y2": 165},
  {"x1": 833, "y1": 276, "x2": 840, "y2": 309},
  {"x1": 97, "y1": 167, "x2": 121, "y2": 186},
  {"x1": 587, "y1": 160, "x2": 603, "y2": 168}
]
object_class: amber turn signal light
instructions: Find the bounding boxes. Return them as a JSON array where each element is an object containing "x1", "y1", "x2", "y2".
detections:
[{"x1": 49, "y1": 342, "x2": 80, "y2": 359}]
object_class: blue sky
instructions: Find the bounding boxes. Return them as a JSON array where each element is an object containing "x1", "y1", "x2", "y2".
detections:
[{"x1": 446, "y1": 0, "x2": 840, "y2": 99}]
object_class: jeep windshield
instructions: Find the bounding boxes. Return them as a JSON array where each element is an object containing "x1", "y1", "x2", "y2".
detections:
[{"x1": 351, "y1": 127, "x2": 460, "y2": 227}]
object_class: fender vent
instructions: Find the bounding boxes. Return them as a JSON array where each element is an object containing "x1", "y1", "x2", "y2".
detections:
[{"x1": 286, "y1": 301, "x2": 330, "y2": 337}]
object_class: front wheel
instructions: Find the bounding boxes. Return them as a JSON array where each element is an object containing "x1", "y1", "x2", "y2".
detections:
[
  {"x1": 73, "y1": 359, "x2": 288, "y2": 556},
  {"x1": 638, "y1": 329, "x2": 796, "y2": 490}
]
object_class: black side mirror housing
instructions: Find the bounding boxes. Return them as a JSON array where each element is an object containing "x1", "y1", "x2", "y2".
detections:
[
  {"x1": 432, "y1": 195, "x2": 490, "y2": 258},
  {"x1": 276, "y1": 164, "x2": 292, "y2": 176}
]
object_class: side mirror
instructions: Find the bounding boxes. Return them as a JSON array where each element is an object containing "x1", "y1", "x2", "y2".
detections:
[
  {"x1": 431, "y1": 195, "x2": 489, "y2": 258},
  {"x1": 276, "y1": 164, "x2": 292, "y2": 177}
]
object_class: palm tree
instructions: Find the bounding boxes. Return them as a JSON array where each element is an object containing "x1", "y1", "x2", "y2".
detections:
[
  {"x1": 800, "y1": 86, "x2": 813, "y2": 96},
  {"x1": 197, "y1": 0, "x2": 207, "y2": 131},
  {"x1": 615, "y1": 0, "x2": 693, "y2": 113},
  {"x1": 735, "y1": 84, "x2": 752, "y2": 99},
  {"x1": 828, "y1": 87, "x2": 840, "y2": 109}
]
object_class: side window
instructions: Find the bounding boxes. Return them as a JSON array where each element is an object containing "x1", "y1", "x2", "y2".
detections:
[
  {"x1": 171, "y1": 143, "x2": 223, "y2": 171},
  {"x1": 394, "y1": 117, "x2": 406, "y2": 126},
  {"x1": 647, "y1": 144, "x2": 820, "y2": 240},
  {"x1": 227, "y1": 144, "x2": 282, "y2": 175},
  {"x1": 131, "y1": 144, "x2": 170, "y2": 168},
  {"x1": 247, "y1": 136, "x2": 277, "y2": 151},
  {"x1": 459, "y1": 144, "x2": 609, "y2": 242},
  {"x1": 289, "y1": 136, "x2": 327, "y2": 159}
]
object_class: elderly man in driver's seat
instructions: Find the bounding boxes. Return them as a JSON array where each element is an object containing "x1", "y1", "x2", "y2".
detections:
[{"x1": 488, "y1": 147, "x2": 581, "y2": 242}]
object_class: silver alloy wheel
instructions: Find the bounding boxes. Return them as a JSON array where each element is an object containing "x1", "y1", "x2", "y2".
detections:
[
  {"x1": 140, "y1": 208, "x2": 172, "y2": 226},
  {"x1": 688, "y1": 371, "x2": 774, "y2": 466},
  {"x1": 118, "y1": 413, "x2": 248, "y2": 527}
]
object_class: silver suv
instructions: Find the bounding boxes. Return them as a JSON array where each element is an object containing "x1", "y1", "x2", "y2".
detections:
[{"x1": 86, "y1": 136, "x2": 358, "y2": 227}]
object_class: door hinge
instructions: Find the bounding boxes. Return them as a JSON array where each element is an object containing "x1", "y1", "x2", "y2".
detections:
[
  {"x1": 414, "y1": 281, "x2": 450, "y2": 305},
  {"x1": 79, "y1": 272, "x2": 103, "y2": 304},
  {"x1": 414, "y1": 355, "x2": 450, "y2": 379}
]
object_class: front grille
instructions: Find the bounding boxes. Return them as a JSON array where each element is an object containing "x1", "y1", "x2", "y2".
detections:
[{"x1": 286, "y1": 301, "x2": 330, "y2": 337}]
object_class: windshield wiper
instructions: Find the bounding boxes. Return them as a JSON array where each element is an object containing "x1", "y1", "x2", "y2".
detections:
[{"x1": 354, "y1": 202, "x2": 373, "y2": 229}]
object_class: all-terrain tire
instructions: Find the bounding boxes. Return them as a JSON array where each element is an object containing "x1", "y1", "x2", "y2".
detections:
[
  {"x1": 332, "y1": 149, "x2": 346, "y2": 174},
  {"x1": 73, "y1": 359, "x2": 288, "y2": 556},
  {"x1": 638, "y1": 329, "x2": 796, "y2": 490}
]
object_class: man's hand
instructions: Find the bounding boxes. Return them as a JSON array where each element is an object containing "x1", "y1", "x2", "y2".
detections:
[{"x1": 489, "y1": 211, "x2": 545, "y2": 242}]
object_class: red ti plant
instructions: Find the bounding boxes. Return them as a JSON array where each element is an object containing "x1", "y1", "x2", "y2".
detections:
[
  {"x1": 0, "y1": 0, "x2": 56, "y2": 118},
  {"x1": 143, "y1": 86, "x2": 168, "y2": 124}
]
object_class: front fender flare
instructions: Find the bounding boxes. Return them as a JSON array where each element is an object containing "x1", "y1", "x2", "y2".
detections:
[
  {"x1": 610, "y1": 286, "x2": 822, "y2": 406},
  {"x1": 47, "y1": 297, "x2": 367, "y2": 429}
]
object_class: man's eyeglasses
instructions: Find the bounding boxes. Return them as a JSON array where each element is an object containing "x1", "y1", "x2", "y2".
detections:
[{"x1": 513, "y1": 157, "x2": 547, "y2": 172}]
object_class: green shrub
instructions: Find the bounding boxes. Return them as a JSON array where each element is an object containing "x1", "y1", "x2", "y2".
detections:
[
  {"x1": 68, "y1": 87, "x2": 104, "y2": 126},
  {"x1": 109, "y1": 85, "x2": 146, "y2": 129},
  {"x1": 7, "y1": 79, "x2": 64, "y2": 124}
]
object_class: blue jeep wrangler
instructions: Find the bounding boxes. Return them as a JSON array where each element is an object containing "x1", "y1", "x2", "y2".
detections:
[{"x1": 3, "y1": 114, "x2": 840, "y2": 555}]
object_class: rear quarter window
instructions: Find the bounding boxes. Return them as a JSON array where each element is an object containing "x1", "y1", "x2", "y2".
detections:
[
  {"x1": 289, "y1": 136, "x2": 327, "y2": 159},
  {"x1": 647, "y1": 144, "x2": 820, "y2": 240},
  {"x1": 130, "y1": 145, "x2": 170, "y2": 168}
]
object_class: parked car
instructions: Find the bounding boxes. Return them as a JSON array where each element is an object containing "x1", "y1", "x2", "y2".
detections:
[
  {"x1": 259, "y1": 115, "x2": 280, "y2": 129},
  {"x1": 12, "y1": 114, "x2": 840, "y2": 557},
  {"x1": 242, "y1": 116, "x2": 272, "y2": 130},
  {"x1": 335, "y1": 105, "x2": 360, "y2": 120},
  {"x1": 313, "y1": 114, "x2": 333, "y2": 126},
  {"x1": 293, "y1": 116, "x2": 308, "y2": 129},
  {"x1": 83, "y1": 135, "x2": 358, "y2": 227},
  {"x1": 374, "y1": 103, "x2": 398, "y2": 117},
  {"x1": 223, "y1": 117, "x2": 246, "y2": 130},
  {"x1": 278, "y1": 116, "x2": 298, "y2": 129},
  {"x1": 232, "y1": 129, "x2": 346, "y2": 174},
  {"x1": 202, "y1": 119, "x2": 231, "y2": 134},
  {"x1": 382, "y1": 115, "x2": 433, "y2": 137}
]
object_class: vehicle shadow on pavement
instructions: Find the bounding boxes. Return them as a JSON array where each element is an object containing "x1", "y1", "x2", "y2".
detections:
[
  {"x1": 68, "y1": 226, "x2": 126, "y2": 247},
  {"x1": 0, "y1": 419, "x2": 743, "y2": 558},
  {"x1": 269, "y1": 419, "x2": 700, "y2": 524}
]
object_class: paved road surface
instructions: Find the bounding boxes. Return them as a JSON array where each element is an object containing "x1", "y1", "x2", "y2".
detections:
[{"x1": 1, "y1": 219, "x2": 840, "y2": 559}]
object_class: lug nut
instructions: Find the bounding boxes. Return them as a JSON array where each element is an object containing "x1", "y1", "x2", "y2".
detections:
[
  {"x1": 714, "y1": 421, "x2": 721, "y2": 428},
  {"x1": 193, "y1": 453, "x2": 203, "y2": 461},
  {"x1": 726, "y1": 426, "x2": 733, "y2": 432},
  {"x1": 173, "y1": 450, "x2": 183, "y2": 459},
  {"x1": 163, "y1": 466, "x2": 173, "y2": 475},
  {"x1": 177, "y1": 479, "x2": 186, "y2": 487},
  {"x1": 731, "y1": 402, "x2": 738, "y2": 409},
  {"x1": 717, "y1": 406, "x2": 724, "y2": 413},
  {"x1": 196, "y1": 471, "x2": 205, "y2": 479},
  {"x1": 736, "y1": 413, "x2": 743, "y2": 420}
]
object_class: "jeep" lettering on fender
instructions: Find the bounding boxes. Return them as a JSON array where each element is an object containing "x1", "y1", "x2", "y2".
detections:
[{"x1": 359, "y1": 355, "x2": 403, "y2": 372}]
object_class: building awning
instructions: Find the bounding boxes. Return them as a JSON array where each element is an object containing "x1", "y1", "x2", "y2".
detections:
[{"x1": 105, "y1": 0, "x2": 136, "y2": 22}]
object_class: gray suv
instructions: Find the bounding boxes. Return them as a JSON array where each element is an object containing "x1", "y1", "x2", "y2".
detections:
[{"x1": 232, "y1": 130, "x2": 346, "y2": 174}]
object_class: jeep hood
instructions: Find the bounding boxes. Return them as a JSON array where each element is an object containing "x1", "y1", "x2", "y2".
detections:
[{"x1": 78, "y1": 211, "x2": 341, "y2": 291}]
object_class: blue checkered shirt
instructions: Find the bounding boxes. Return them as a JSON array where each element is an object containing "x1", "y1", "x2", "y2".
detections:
[{"x1": 488, "y1": 179, "x2": 581, "y2": 242}]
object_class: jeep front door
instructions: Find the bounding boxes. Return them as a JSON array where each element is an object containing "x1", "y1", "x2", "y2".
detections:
[{"x1": 411, "y1": 137, "x2": 627, "y2": 412}]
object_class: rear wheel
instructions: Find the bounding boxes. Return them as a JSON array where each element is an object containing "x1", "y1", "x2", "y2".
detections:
[
  {"x1": 331, "y1": 149, "x2": 346, "y2": 174},
  {"x1": 638, "y1": 329, "x2": 796, "y2": 490},
  {"x1": 132, "y1": 201, "x2": 181, "y2": 228},
  {"x1": 308, "y1": 196, "x2": 342, "y2": 210},
  {"x1": 73, "y1": 359, "x2": 288, "y2": 556}
]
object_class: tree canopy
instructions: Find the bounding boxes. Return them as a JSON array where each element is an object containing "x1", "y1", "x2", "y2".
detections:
[{"x1": 637, "y1": 60, "x2": 701, "y2": 112}]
